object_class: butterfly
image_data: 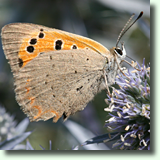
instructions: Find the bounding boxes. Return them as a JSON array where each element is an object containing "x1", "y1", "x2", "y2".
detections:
[{"x1": 1, "y1": 12, "x2": 143, "y2": 122}]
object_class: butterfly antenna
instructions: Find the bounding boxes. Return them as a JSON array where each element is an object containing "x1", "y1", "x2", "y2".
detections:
[
  {"x1": 116, "y1": 11, "x2": 143, "y2": 48},
  {"x1": 126, "y1": 55, "x2": 135, "y2": 61}
]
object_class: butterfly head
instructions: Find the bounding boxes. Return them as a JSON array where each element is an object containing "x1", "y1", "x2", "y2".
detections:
[
  {"x1": 113, "y1": 42, "x2": 126, "y2": 59},
  {"x1": 109, "y1": 42, "x2": 126, "y2": 65}
]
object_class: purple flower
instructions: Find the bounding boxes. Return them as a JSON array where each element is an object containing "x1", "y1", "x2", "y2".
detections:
[{"x1": 105, "y1": 59, "x2": 150, "y2": 150}]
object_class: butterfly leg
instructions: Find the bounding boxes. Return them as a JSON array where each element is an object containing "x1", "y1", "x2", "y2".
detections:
[
  {"x1": 122, "y1": 60, "x2": 141, "y2": 71},
  {"x1": 115, "y1": 56, "x2": 130, "y2": 79},
  {"x1": 103, "y1": 71, "x2": 111, "y2": 97}
]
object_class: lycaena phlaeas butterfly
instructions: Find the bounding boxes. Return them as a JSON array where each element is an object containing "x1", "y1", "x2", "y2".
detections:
[{"x1": 1, "y1": 12, "x2": 143, "y2": 123}]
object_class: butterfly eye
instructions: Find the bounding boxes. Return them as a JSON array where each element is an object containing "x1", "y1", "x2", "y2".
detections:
[
  {"x1": 114, "y1": 48, "x2": 123, "y2": 56},
  {"x1": 114, "y1": 42, "x2": 126, "y2": 58}
]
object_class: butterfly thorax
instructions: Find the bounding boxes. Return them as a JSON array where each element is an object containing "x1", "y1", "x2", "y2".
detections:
[{"x1": 103, "y1": 45, "x2": 126, "y2": 85}]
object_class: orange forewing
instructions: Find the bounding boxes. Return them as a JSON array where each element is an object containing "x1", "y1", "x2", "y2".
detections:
[{"x1": 18, "y1": 24, "x2": 110, "y2": 67}]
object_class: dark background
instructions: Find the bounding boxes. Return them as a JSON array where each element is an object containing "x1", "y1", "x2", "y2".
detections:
[{"x1": 0, "y1": 0, "x2": 150, "y2": 150}]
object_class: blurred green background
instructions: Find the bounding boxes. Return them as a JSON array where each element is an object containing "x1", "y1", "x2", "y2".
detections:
[{"x1": 0, "y1": 0, "x2": 150, "y2": 150}]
